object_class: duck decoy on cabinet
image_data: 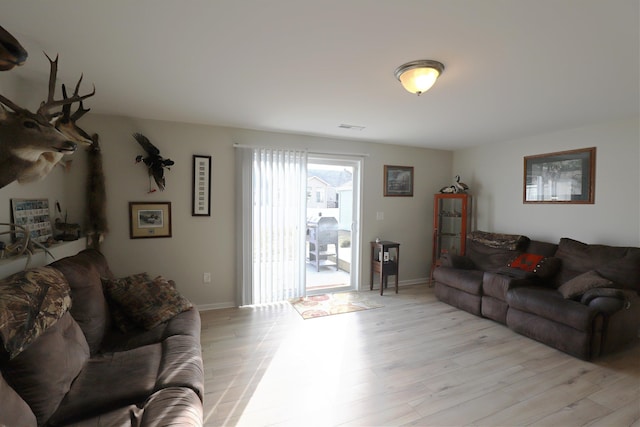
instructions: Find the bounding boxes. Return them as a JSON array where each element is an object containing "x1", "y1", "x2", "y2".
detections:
[
  {"x1": 454, "y1": 175, "x2": 469, "y2": 193},
  {"x1": 439, "y1": 185, "x2": 457, "y2": 194}
]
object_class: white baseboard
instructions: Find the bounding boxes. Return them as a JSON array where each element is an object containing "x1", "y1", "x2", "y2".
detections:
[
  {"x1": 400, "y1": 277, "x2": 429, "y2": 286},
  {"x1": 196, "y1": 278, "x2": 431, "y2": 311},
  {"x1": 197, "y1": 301, "x2": 236, "y2": 312}
]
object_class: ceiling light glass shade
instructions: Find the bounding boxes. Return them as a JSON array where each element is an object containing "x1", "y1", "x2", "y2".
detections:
[{"x1": 394, "y1": 60, "x2": 445, "y2": 95}]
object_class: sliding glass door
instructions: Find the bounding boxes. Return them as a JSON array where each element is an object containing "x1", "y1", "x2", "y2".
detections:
[
  {"x1": 306, "y1": 155, "x2": 361, "y2": 294},
  {"x1": 238, "y1": 148, "x2": 362, "y2": 305}
]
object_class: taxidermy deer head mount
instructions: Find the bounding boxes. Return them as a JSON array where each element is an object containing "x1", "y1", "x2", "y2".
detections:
[
  {"x1": 0, "y1": 53, "x2": 95, "y2": 189},
  {"x1": 0, "y1": 24, "x2": 28, "y2": 71}
]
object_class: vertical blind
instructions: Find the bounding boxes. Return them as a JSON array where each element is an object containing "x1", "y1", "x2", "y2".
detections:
[{"x1": 238, "y1": 147, "x2": 307, "y2": 305}]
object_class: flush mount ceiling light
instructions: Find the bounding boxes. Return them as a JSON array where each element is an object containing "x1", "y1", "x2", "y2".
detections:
[{"x1": 394, "y1": 60, "x2": 445, "y2": 95}]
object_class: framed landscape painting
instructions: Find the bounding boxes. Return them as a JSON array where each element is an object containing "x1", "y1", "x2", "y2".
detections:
[
  {"x1": 384, "y1": 165, "x2": 414, "y2": 197},
  {"x1": 523, "y1": 147, "x2": 595, "y2": 204},
  {"x1": 129, "y1": 202, "x2": 172, "y2": 238}
]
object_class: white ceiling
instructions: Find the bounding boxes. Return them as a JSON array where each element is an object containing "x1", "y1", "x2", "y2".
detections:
[{"x1": 2, "y1": 1, "x2": 638, "y2": 150}]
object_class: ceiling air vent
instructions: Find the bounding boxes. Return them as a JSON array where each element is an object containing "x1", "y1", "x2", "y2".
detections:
[{"x1": 338, "y1": 124, "x2": 365, "y2": 131}]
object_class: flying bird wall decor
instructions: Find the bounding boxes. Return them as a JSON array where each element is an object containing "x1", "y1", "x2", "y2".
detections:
[
  {"x1": 133, "y1": 132, "x2": 174, "y2": 193},
  {"x1": 454, "y1": 175, "x2": 469, "y2": 193}
]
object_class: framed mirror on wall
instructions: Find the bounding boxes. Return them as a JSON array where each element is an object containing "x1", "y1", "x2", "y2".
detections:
[{"x1": 523, "y1": 147, "x2": 595, "y2": 204}]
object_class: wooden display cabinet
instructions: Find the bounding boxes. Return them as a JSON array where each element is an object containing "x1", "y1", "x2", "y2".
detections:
[{"x1": 431, "y1": 194, "x2": 472, "y2": 280}]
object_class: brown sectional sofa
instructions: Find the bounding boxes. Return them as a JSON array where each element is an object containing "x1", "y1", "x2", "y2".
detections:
[
  {"x1": 433, "y1": 231, "x2": 640, "y2": 360},
  {"x1": 0, "y1": 249, "x2": 204, "y2": 426}
]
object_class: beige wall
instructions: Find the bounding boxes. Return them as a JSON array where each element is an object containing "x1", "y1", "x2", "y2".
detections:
[
  {"x1": 2, "y1": 72, "x2": 636, "y2": 308},
  {"x1": 453, "y1": 117, "x2": 640, "y2": 247},
  {"x1": 0, "y1": 112, "x2": 452, "y2": 308}
]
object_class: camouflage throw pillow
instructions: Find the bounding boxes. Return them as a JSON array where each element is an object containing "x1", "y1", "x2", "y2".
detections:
[
  {"x1": 0, "y1": 267, "x2": 71, "y2": 358},
  {"x1": 101, "y1": 273, "x2": 150, "y2": 333},
  {"x1": 103, "y1": 274, "x2": 193, "y2": 330}
]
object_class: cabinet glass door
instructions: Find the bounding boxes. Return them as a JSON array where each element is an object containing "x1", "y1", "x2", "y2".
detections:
[
  {"x1": 433, "y1": 193, "x2": 471, "y2": 270},
  {"x1": 436, "y1": 197, "x2": 464, "y2": 258}
]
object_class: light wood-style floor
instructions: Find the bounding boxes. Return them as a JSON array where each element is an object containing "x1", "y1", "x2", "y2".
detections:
[{"x1": 200, "y1": 285, "x2": 640, "y2": 427}]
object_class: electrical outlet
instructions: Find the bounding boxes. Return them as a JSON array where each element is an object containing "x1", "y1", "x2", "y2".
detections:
[
  {"x1": 203, "y1": 272, "x2": 211, "y2": 283},
  {"x1": 376, "y1": 211, "x2": 384, "y2": 220}
]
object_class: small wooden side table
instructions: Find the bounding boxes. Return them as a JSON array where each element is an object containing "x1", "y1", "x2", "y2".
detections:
[{"x1": 370, "y1": 241, "x2": 400, "y2": 295}]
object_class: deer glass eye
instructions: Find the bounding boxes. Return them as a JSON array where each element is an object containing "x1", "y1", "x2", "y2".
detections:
[{"x1": 22, "y1": 120, "x2": 40, "y2": 130}]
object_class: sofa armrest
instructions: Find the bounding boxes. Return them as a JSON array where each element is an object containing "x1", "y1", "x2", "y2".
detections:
[
  {"x1": 141, "y1": 387, "x2": 203, "y2": 426},
  {"x1": 580, "y1": 288, "x2": 635, "y2": 314},
  {"x1": 441, "y1": 254, "x2": 475, "y2": 270}
]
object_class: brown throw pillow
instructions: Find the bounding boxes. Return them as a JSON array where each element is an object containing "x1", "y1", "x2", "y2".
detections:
[
  {"x1": 557, "y1": 270, "x2": 614, "y2": 299},
  {"x1": 103, "y1": 274, "x2": 193, "y2": 330}
]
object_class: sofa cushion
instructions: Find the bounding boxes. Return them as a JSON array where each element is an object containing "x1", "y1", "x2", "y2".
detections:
[
  {"x1": 557, "y1": 270, "x2": 614, "y2": 299},
  {"x1": 61, "y1": 405, "x2": 143, "y2": 427},
  {"x1": 434, "y1": 282, "x2": 482, "y2": 315},
  {"x1": 506, "y1": 287, "x2": 597, "y2": 331},
  {"x1": 1, "y1": 312, "x2": 89, "y2": 425},
  {"x1": 48, "y1": 342, "x2": 162, "y2": 426},
  {"x1": 525, "y1": 240, "x2": 558, "y2": 257},
  {"x1": 483, "y1": 271, "x2": 535, "y2": 301},
  {"x1": 433, "y1": 267, "x2": 484, "y2": 295},
  {"x1": 532, "y1": 256, "x2": 562, "y2": 279},
  {"x1": 101, "y1": 308, "x2": 202, "y2": 353},
  {"x1": 103, "y1": 275, "x2": 193, "y2": 330},
  {"x1": 0, "y1": 266, "x2": 71, "y2": 358},
  {"x1": 466, "y1": 240, "x2": 522, "y2": 272},
  {"x1": 554, "y1": 238, "x2": 628, "y2": 285},
  {"x1": 51, "y1": 249, "x2": 114, "y2": 354},
  {"x1": 595, "y1": 248, "x2": 640, "y2": 292}
]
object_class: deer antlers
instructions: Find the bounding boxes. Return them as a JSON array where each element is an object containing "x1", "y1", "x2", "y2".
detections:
[
  {"x1": 37, "y1": 54, "x2": 95, "y2": 125},
  {"x1": 0, "y1": 53, "x2": 95, "y2": 130},
  {"x1": 0, "y1": 53, "x2": 96, "y2": 188}
]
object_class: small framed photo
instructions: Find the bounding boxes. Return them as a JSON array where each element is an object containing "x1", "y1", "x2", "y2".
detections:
[
  {"x1": 192, "y1": 155, "x2": 212, "y2": 216},
  {"x1": 129, "y1": 202, "x2": 172, "y2": 239},
  {"x1": 10, "y1": 198, "x2": 53, "y2": 243},
  {"x1": 524, "y1": 147, "x2": 596, "y2": 204},
  {"x1": 384, "y1": 165, "x2": 414, "y2": 197}
]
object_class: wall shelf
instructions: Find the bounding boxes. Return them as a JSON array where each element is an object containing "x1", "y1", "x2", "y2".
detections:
[{"x1": 0, "y1": 238, "x2": 87, "y2": 279}]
